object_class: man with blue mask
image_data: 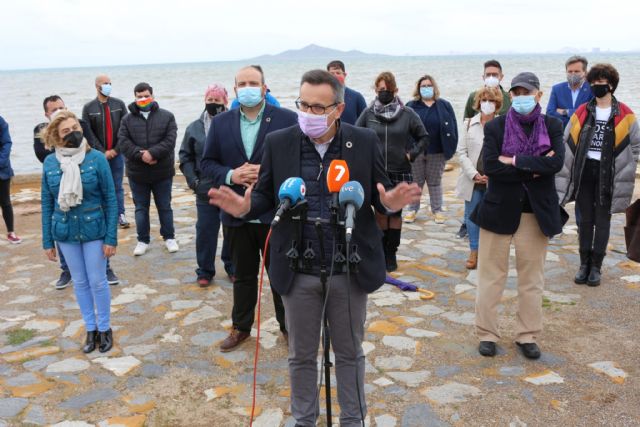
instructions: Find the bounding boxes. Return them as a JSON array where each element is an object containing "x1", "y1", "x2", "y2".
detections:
[
  {"x1": 200, "y1": 65, "x2": 298, "y2": 352},
  {"x1": 230, "y1": 64, "x2": 280, "y2": 109},
  {"x1": 471, "y1": 71, "x2": 566, "y2": 360},
  {"x1": 83, "y1": 74, "x2": 130, "y2": 232},
  {"x1": 546, "y1": 56, "x2": 593, "y2": 129}
]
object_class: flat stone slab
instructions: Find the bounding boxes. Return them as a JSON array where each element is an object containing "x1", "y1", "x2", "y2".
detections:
[
  {"x1": 93, "y1": 356, "x2": 141, "y2": 376},
  {"x1": 181, "y1": 305, "x2": 222, "y2": 326},
  {"x1": 170, "y1": 300, "x2": 203, "y2": 310},
  {"x1": 411, "y1": 305, "x2": 444, "y2": 316},
  {"x1": 253, "y1": 408, "x2": 284, "y2": 427},
  {"x1": 0, "y1": 397, "x2": 29, "y2": 417},
  {"x1": 375, "y1": 356, "x2": 414, "y2": 371},
  {"x1": 387, "y1": 370, "x2": 431, "y2": 387},
  {"x1": 382, "y1": 336, "x2": 418, "y2": 352},
  {"x1": 23, "y1": 319, "x2": 64, "y2": 332},
  {"x1": 401, "y1": 403, "x2": 449, "y2": 427},
  {"x1": 112, "y1": 293, "x2": 147, "y2": 305},
  {"x1": 123, "y1": 344, "x2": 158, "y2": 356},
  {"x1": 59, "y1": 388, "x2": 120, "y2": 410},
  {"x1": 440, "y1": 311, "x2": 475, "y2": 325},
  {"x1": 405, "y1": 328, "x2": 441, "y2": 338},
  {"x1": 62, "y1": 319, "x2": 85, "y2": 338},
  {"x1": 422, "y1": 382, "x2": 482, "y2": 405},
  {"x1": 51, "y1": 422, "x2": 94, "y2": 427},
  {"x1": 587, "y1": 361, "x2": 628, "y2": 384},
  {"x1": 523, "y1": 370, "x2": 564, "y2": 385},
  {"x1": 46, "y1": 357, "x2": 90, "y2": 374}
]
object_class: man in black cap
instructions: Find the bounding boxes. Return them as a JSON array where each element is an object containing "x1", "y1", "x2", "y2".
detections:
[{"x1": 471, "y1": 72, "x2": 566, "y2": 360}]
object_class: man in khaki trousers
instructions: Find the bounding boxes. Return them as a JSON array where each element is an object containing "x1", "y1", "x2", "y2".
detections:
[{"x1": 470, "y1": 72, "x2": 566, "y2": 359}]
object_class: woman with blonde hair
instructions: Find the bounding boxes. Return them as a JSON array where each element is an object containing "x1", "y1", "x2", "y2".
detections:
[
  {"x1": 404, "y1": 74, "x2": 458, "y2": 224},
  {"x1": 455, "y1": 87, "x2": 502, "y2": 269},
  {"x1": 41, "y1": 111, "x2": 118, "y2": 353}
]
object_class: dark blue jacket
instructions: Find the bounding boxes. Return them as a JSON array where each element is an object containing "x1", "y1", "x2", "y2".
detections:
[
  {"x1": 247, "y1": 123, "x2": 393, "y2": 296},
  {"x1": 41, "y1": 149, "x2": 118, "y2": 249},
  {"x1": 406, "y1": 98, "x2": 458, "y2": 160},
  {"x1": 341, "y1": 87, "x2": 367, "y2": 125},
  {"x1": 0, "y1": 116, "x2": 14, "y2": 180},
  {"x1": 546, "y1": 81, "x2": 593, "y2": 128},
  {"x1": 200, "y1": 103, "x2": 298, "y2": 227}
]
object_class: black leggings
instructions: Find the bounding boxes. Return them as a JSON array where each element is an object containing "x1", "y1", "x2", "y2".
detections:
[
  {"x1": 0, "y1": 178, "x2": 14, "y2": 233},
  {"x1": 576, "y1": 159, "x2": 612, "y2": 256}
]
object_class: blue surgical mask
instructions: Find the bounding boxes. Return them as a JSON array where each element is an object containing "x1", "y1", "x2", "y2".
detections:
[
  {"x1": 420, "y1": 86, "x2": 434, "y2": 99},
  {"x1": 511, "y1": 95, "x2": 536, "y2": 115},
  {"x1": 100, "y1": 83, "x2": 112, "y2": 97},
  {"x1": 237, "y1": 87, "x2": 263, "y2": 107}
]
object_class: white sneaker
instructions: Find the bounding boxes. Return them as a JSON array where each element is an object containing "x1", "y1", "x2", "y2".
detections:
[
  {"x1": 133, "y1": 241, "x2": 149, "y2": 256},
  {"x1": 165, "y1": 239, "x2": 179, "y2": 253}
]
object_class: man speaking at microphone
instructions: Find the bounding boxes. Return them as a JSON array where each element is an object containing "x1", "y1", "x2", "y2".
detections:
[{"x1": 209, "y1": 69, "x2": 420, "y2": 426}]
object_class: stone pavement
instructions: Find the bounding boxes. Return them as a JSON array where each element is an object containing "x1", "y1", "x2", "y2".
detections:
[{"x1": 0, "y1": 169, "x2": 639, "y2": 426}]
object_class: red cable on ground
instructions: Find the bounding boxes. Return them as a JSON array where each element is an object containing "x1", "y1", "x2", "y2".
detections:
[{"x1": 250, "y1": 227, "x2": 272, "y2": 426}]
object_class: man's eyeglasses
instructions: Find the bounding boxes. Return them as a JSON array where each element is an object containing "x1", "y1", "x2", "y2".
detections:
[{"x1": 295, "y1": 99, "x2": 337, "y2": 115}]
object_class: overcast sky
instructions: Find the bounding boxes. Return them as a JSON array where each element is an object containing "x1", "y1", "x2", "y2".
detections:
[{"x1": 1, "y1": 0, "x2": 638, "y2": 70}]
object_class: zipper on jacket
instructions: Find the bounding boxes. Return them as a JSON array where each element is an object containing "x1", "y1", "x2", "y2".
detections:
[
  {"x1": 385, "y1": 124, "x2": 388, "y2": 171},
  {"x1": 316, "y1": 162, "x2": 323, "y2": 181}
]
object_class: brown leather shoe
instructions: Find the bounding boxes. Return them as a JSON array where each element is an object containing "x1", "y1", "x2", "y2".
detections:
[
  {"x1": 219, "y1": 328, "x2": 250, "y2": 352},
  {"x1": 465, "y1": 250, "x2": 478, "y2": 270}
]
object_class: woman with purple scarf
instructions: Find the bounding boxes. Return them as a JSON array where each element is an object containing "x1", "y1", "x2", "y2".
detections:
[{"x1": 470, "y1": 72, "x2": 566, "y2": 360}]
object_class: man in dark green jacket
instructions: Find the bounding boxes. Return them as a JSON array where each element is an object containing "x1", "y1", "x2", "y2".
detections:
[{"x1": 463, "y1": 59, "x2": 511, "y2": 120}]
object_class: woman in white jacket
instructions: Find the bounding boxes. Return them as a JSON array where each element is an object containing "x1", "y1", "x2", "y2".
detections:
[{"x1": 455, "y1": 87, "x2": 502, "y2": 269}]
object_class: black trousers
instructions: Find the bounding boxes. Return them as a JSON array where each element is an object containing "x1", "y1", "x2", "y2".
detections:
[
  {"x1": 577, "y1": 159, "x2": 612, "y2": 256},
  {"x1": 0, "y1": 178, "x2": 14, "y2": 233},
  {"x1": 226, "y1": 222, "x2": 286, "y2": 333}
]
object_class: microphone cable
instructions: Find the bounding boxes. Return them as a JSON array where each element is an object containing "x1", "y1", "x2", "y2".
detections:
[
  {"x1": 345, "y1": 242, "x2": 366, "y2": 426},
  {"x1": 249, "y1": 227, "x2": 272, "y2": 426}
]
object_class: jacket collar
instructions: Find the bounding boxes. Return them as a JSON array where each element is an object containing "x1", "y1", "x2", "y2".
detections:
[{"x1": 585, "y1": 96, "x2": 620, "y2": 117}]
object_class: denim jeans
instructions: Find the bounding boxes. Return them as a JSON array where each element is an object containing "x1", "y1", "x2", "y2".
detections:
[
  {"x1": 57, "y1": 240, "x2": 111, "y2": 332},
  {"x1": 128, "y1": 177, "x2": 175, "y2": 243},
  {"x1": 108, "y1": 154, "x2": 125, "y2": 215},
  {"x1": 58, "y1": 242, "x2": 111, "y2": 273},
  {"x1": 195, "y1": 199, "x2": 232, "y2": 279},
  {"x1": 464, "y1": 188, "x2": 486, "y2": 251}
]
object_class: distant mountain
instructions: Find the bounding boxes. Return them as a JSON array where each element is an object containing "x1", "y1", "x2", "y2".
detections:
[{"x1": 246, "y1": 44, "x2": 394, "y2": 62}]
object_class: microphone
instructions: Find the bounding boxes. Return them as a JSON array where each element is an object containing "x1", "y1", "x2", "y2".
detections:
[
  {"x1": 272, "y1": 177, "x2": 306, "y2": 226},
  {"x1": 338, "y1": 181, "x2": 364, "y2": 242},
  {"x1": 326, "y1": 160, "x2": 350, "y2": 221}
]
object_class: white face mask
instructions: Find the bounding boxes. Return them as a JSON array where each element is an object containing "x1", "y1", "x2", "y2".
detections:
[
  {"x1": 484, "y1": 76, "x2": 500, "y2": 88},
  {"x1": 480, "y1": 101, "x2": 496, "y2": 115}
]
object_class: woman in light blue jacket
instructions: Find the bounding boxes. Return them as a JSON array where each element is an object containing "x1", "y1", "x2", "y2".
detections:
[{"x1": 41, "y1": 111, "x2": 118, "y2": 353}]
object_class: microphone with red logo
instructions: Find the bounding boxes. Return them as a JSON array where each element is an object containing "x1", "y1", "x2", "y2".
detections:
[{"x1": 326, "y1": 159, "x2": 350, "y2": 221}]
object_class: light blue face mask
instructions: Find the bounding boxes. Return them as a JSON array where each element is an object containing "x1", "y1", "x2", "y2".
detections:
[
  {"x1": 237, "y1": 87, "x2": 263, "y2": 107},
  {"x1": 420, "y1": 86, "x2": 434, "y2": 99},
  {"x1": 511, "y1": 95, "x2": 536, "y2": 115},
  {"x1": 100, "y1": 83, "x2": 112, "y2": 97}
]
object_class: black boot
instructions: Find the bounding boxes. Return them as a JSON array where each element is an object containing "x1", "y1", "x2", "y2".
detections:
[
  {"x1": 587, "y1": 252, "x2": 604, "y2": 287},
  {"x1": 386, "y1": 229, "x2": 401, "y2": 272},
  {"x1": 574, "y1": 251, "x2": 590, "y2": 284},
  {"x1": 98, "y1": 329, "x2": 113, "y2": 353},
  {"x1": 82, "y1": 330, "x2": 98, "y2": 353}
]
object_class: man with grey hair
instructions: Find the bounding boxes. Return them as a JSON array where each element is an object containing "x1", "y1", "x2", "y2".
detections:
[
  {"x1": 546, "y1": 55, "x2": 594, "y2": 128},
  {"x1": 208, "y1": 69, "x2": 421, "y2": 426},
  {"x1": 82, "y1": 74, "x2": 129, "y2": 229},
  {"x1": 200, "y1": 65, "x2": 297, "y2": 352}
]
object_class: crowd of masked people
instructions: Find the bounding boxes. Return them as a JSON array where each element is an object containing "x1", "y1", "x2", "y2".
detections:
[{"x1": 0, "y1": 55, "x2": 638, "y2": 426}]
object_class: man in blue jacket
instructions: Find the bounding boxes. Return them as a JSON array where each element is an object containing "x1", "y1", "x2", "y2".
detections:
[
  {"x1": 200, "y1": 65, "x2": 298, "y2": 352},
  {"x1": 327, "y1": 60, "x2": 367, "y2": 125},
  {"x1": 546, "y1": 55, "x2": 593, "y2": 128}
]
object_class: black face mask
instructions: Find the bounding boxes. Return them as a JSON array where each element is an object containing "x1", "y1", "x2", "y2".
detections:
[
  {"x1": 205, "y1": 103, "x2": 226, "y2": 117},
  {"x1": 591, "y1": 84, "x2": 610, "y2": 98},
  {"x1": 377, "y1": 90, "x2": 394, "y2": 105},
  {"x1": 63, "y1": 131, "x2": 84, "y2": 148}
]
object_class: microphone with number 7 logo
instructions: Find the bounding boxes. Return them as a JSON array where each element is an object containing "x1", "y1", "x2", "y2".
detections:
[
  {"x1": 326, "y1": 159, "x2": 350, "y2": 217},
  {"x1": 338, "y1": 181, "x2": 364, "y2": 242},
  {"x1": 272, "y1": 177, "x2": 306, "y2": 227}
]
